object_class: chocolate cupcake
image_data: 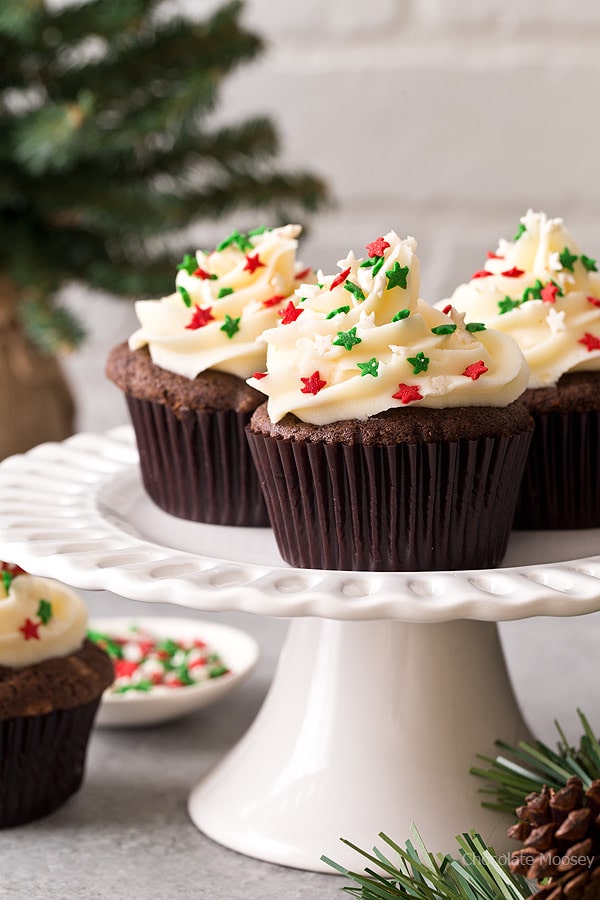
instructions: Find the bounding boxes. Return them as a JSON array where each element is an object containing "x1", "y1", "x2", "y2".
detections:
[
  {"x1": 0, "y1": 565, "x2": 113, "y2": 827},
  {"x1": 443, "y1": 210, "x2": 600, "y2": 529},
  {"x1": 246, "y1": 231, "x2": 533, "y2": 572},
  {"x1": 106, "y1": 224, "x2": 313, "y2": 527}
]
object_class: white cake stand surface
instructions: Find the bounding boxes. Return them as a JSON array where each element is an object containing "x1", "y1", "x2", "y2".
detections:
[{"x1": 1, "y1": 426, "x2": 599, "y2": 873}]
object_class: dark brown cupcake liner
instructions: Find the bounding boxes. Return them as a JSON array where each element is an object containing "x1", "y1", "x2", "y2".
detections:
[
  {"x1": 0, "y1": 698, "x2": 100, "y2": 828},
  {"x1": 126, "y1": 395, "x2": 269, "y2": 527},
  {"x1": 514, "y1": 408, "x2": 600, "y2": 530},
  {"x1": 246, "y1": 429, "x2": 533, "y2": 571}
]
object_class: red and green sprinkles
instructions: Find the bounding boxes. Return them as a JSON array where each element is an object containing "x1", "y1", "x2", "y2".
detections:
[
  {"x1": 19, "y1": 599, "x2": 54, "y2": 642},
  {"x1": 87, "y1": 625, "x2": 231, "y2": 693}
]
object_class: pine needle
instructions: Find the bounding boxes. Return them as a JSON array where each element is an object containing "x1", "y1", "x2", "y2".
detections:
[
  {"x1": 471, "y1": 710, "x2": 600, "y2": 814},
  {"x1": 323, "y1": 827, "x2": 532, "y2": 899}
]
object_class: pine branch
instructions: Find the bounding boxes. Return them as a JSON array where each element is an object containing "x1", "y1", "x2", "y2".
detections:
[
  {"x1": 471, "y1": 710, "x2": 600, "y2": 814},
  {"x1": 323, "y1": 828, "x2": 533, "y2": 899},
  {"x1": 0, "y1": 0, "x2": 329, "y2": 352}
]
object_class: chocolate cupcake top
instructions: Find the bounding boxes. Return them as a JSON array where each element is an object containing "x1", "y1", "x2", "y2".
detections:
[
  {"x1": 0, "y1": 570, "x2": 87, "y2": 668},
  {"x1": 441, "y1": 210, "x2": 600, "y2": 388},
  {"x1": 129, "y1": 224, "x2": 312, "y2": 380},
  {"x1": 248, "y1": 231, "x2": 528, "y2": 425}
]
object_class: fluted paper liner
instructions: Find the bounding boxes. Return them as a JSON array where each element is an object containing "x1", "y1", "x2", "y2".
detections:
[
  {"x1": 0, "y1": 698, "x2": 100, "y2": 828},
  {"x1": 514, "y1": 408, "x2": 600, "y2": 530},
  {"x1": 126, "y1": 396, "x2": 269, "y2": 527},
  {"x1": 247, "y1": 429, "x2": 532, "y2": 571}
]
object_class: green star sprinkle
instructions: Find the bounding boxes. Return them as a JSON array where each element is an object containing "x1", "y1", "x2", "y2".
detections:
[
  {"x1": 498, "y1": 296, "x2": 521, "y2": 314},
  {"x1": 218, "y1": 287, "x2": 234, "y2": 299},
  {"x1": 392, "y1": 309, "x2": 410, "y2": 322},
  {"x1": 523, "y1": 279, "x2": 544, "y2": 301},
  {"x1": 431, "y1": 323, "x2": 457, "y2": 335},
  {"x1": 176, "y1": 253, "x2": 196, "y2": 275},
  {"x1": 343, "y1": 281, "x2": 366, "y2": 302},
  {"x1": 513, "y1": 223, "x2": 527, "y2": 241},
  {"x1": 385, "y1": 261, "x2": 409, "y2": 290},
  {"x1": 466, "y1": 322, "x2": 486, "y2": 332},
  {"x1": 37, "y1": 599, "x2": 52, "y2": 625},
  {"x1": 178, "y1": 285, "x2": 192, "y2": 307},
  {"x1": 220, "y1": 315, "x2": 241, "y2": 338},
  {"x1": 582, "y1": 254, "x2": 598, "y2": 272},
  {"x1": 333, "y1": 326, "x2": 362, "y2": 351},
  {"x1": 247, "y1": 226, "x2": 269, "y2": 236},
  {"x1": 357, "y1": 357, "x2": 379, "y2": 377},
  {"x1": 326, "y1": 305, "x2": 350, "y2": 319},
  {"x1": 2, "y1": 571, "x2": 13, "y2": 593},
  {"x1": 407, "y1": 351, "x2": 430, "y2": 374},
  {"x1": 559, "y1": 246, "x2": 578, "y2": 271}
]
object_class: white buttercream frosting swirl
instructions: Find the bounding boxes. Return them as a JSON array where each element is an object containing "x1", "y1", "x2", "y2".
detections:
[
  {"x1": 442, "y1": 210, "x2": 600, "y2": 388},
  {"x1": 247, "y1": 231, "x2": 529, "y2": 425},
  {"x1": 129, "y1": 224, "x2": 312, "y2": 380},
  {"x1": 0, "y1": 573, "x2": 87, "y2": 668}
]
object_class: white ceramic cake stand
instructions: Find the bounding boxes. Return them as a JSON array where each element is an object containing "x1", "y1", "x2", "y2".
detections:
[{"x1": 1, "y1": 426, "x2": 600, "y2": 873}]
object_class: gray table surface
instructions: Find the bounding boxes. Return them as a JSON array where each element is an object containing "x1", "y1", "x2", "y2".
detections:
[{"x1": 2, "y1": 588, "x2": 599, "y2": 900}]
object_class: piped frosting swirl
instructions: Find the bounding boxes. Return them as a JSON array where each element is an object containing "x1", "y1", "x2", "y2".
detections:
[
  {"x1": 129, "y1": 224, "x2": 312, "y2": 380},
  {"x1": 0, "y1": 570, "x2": 87, "y2": 668},
  {"x1": 247, "y1": 231, "x2": 529, "y2": 425},
  {"x1": 441, "y1": 210, "x2": 600, "y2": 388}
]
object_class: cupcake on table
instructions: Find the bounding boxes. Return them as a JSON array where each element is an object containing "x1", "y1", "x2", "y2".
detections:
[
  {"x1": 441, "y1": 210, "x2": 600, "y2": 529},
  {"x1": 106, "y1": 224, "x2": 313, "y2": 527},
  {"x1": 0, "y1": 562, "x2": 113, "y2": 827},
  {"x1": 246, "y1": 230, "x2": 534, "y2": 572}
]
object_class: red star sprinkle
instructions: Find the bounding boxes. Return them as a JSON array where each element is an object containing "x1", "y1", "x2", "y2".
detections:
[
  {"x1": 262, "y1": 294, "x2": 285, "y2": 308},
  {"x1": 442, "y1": 304, "x2": 453, "y2": 315},
  {"x1": 462, "y1": 360, "x2": 489, "y2": 380},
  {"x1": 487, "y1": 251, "x2": 504, "y2": 259},
  {"x1": 295, "y1": 267, "x2": 313, "y2": 281},
  {"x1": 185, "y1": 305, "x2": 214, "y2": 330},
  {"x1": 193, "y1": 267, "x2": 213, "y2": 280},
  {"x1": 392, "y1": 383, "x2": 423, "y2": 404},
  {"x1": 471, "y1": 270, "x2": 493, "y2": 279},
  {"x1": 252, "y1": 371, "x2": 268, "y2": 380},
  {"x1": 329, "y1": 267, "x2": 352, "y2": 291},
  {"x1": 19, "y1": 618, "x2": 40, "y2": 640},
  {"x1": 366, "y1": 237, "x2": 390, "y2": 258},
  {"x1": 540, "y1": 283, "x2": 560, "y2": 304},
  {"x1": 501, "y1": 267, "x2": 525, "y2": 278},
  {"x1": 587, "y1": 296, "x2": 600, "y2": 308},
  {"x1": 300, "y1": 371, "x2": 326, "y2": 395},
  {"x1": 243, "y1": 253, "x2": 265, "y2": 274},
  {"x1": 279, "y1": 301, "x2": 304, "y2": 324},
  {"x1": 578, "y1": 332, "x2": 600, "y2": 352}
]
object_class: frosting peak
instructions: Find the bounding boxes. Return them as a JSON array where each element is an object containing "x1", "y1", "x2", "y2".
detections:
[
  {"x1": 248, "y1": 231, "x2": 529, "y2": 425},
  {"x1": 129, "y1": 224, "x2": 312, "y2": 380},
  {"x1": 443, "y1": 210, "x2": 600, "y2": 388},
  {"x1": 0, "y1": 571, "x2": 87, "y2": 668}
]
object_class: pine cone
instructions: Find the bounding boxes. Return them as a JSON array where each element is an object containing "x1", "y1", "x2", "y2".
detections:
[{"x1": 508, "y1": 776, "x2": 600, "y2": 898}]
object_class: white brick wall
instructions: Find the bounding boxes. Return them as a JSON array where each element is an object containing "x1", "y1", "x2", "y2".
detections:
[{"x1": 64, "y1": 1, "x2": 600, "y2": 433}]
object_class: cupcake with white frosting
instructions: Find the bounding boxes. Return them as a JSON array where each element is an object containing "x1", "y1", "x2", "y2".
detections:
[
  {"x1": 0, "y1": 564, "x2": 113, "y2": 827},
  {"x1": 106, "y1": 224, "x2": 313, "y2": 526},
  {"x1": 246, "y1": 231, "x2": 533, "y2": 571},
  {"x1": 442, "y1": 210, "x2": 600, "y2": 529}
]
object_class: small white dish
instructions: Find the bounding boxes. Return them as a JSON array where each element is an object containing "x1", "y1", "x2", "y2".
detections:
[{"x1": 89, "y1": 616, "x2": 259, "y2": 728}]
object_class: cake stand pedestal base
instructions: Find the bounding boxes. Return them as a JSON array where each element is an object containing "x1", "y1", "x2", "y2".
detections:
[{"x1": 188, "y1": 616, "x2": 528, "y2": 873}]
